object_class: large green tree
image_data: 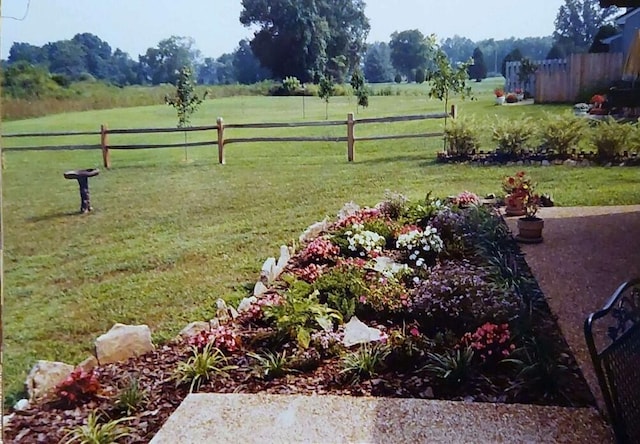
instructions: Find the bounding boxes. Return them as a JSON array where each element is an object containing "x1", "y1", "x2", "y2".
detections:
[
  {"x1": 239, "y1": 0, "x2": 369, "y2": 83},
  {"x1": 389, "y1": 29, "x2": 432, "y2": 79},
  {"x1": 139, "y1": 36, "x2": 200, "y2": 85},
  {"x1": 363, "y1": 42, "x2": 394, "y2": 83},
  {"x1": 232, "y1": 39, "x2": 271, "y2": 84},
  {"x1": 553, "y1": 0, "x2": 618, "y2": 53}
]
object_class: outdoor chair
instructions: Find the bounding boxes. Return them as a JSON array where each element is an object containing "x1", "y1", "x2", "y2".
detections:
[{"x1": 584, "y1": 278, "x2": 640, "y2": 444}]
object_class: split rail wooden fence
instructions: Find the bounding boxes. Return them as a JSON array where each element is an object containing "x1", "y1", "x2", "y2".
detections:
[{"x1": 2, "y1": 107, "x2": 455, "y2": 167}]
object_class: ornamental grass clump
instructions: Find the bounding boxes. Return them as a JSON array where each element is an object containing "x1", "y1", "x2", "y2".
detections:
[
  {"x1": 539, "y1": 112, "x2": 588, "y2": 156},
  {"x1": 444, "y1": 117, "x2": 481, "y2": 156},
  {"x1": 591, "y1": 117, "x2": 633, "y2": 160},
  {"x1": 492, "y1": 117, "x2": 535, "y2": 155}
]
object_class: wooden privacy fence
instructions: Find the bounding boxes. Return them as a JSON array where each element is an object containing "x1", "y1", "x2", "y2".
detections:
[
  {"x1": 3, "y1": 107, "x2": 454, "y2": 167},
  {"x1": 506, "y1": 53, "x2": 624, "y2": 103}
]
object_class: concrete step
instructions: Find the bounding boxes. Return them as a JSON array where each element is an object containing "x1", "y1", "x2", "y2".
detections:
[{"x1": 151, "y1": 393, "x2": 612, "y2": 443}]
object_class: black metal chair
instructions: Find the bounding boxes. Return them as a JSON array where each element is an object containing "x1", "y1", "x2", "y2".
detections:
[{"x1": 584, "y1": 278, "x2": 640, "y2": 444}]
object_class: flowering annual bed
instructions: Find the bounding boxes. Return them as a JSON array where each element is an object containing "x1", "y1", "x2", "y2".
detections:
[{"x1": 5, "y1": 192, "x2": 594, "y2": 443}]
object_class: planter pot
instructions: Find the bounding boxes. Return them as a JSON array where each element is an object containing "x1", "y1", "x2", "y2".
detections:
[
  {"x1": 504, "y1": 194, "x2": 526, "y2": 217},
  {"x1": 516, "y1": 94, "x2": 524, "y2": 101},
  {"x1": 516, "y1": 217, "x2": 544, "y2": 243},
  {"x1": 496, "y1": 96, "x2": 506, "y2": 105}
]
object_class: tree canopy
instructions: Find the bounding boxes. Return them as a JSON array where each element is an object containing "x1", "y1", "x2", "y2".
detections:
[
  {"x1": 389, "y1": 29, "x2": 432, "y2": 79},
  {"x1": 239, "y1": 0, "x2": 369, "y2": 83},
  {"x1": 553, "y1": 0, "x2": 619, "y2": 53},
  {"x1": 468, "y1": 47, "x2": 487, "y2": 81},
  {"x1": 363, "y1": 42, "x2": 394, "y2": 83}
]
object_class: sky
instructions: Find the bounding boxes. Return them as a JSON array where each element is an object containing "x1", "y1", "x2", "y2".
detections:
[{"x1": 1, "y1": 0, "x2": 567, "y2": 60}]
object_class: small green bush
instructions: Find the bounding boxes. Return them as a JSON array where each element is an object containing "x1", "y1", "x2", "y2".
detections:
[
  {"x1": 591, "y1": 118, "x2": 633, "y2": 159},
  {"x1": 444, "y1": 117, "x2": 481, "y2": 156},
  {"x1": 394, "y1": 74, "x2": 402, "y2": 84},
  {"x1": 491, "y1": 117, "x2": 535, "y2": 154},
  {"x1": 539, "y1": 112, "x2": 588, "y2": 156}
]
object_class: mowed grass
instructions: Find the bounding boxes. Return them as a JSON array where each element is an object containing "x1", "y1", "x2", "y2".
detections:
[{"x1": 3, "y1": 79, "x2": 639, "y2": 402}]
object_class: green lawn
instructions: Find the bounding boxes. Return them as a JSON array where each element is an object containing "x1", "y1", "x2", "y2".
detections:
[{"x1": 3, "y1": 80, "x2": 639, "y2": 403}]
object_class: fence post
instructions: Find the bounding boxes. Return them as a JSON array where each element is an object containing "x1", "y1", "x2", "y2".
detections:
[
  {"x1": 217, "y1": 117, "x2": 225, "y2": 164},
  {"x1": 450, "y1": 104, "x2": 457, "y2": 119},
  {"x1": 347, "y1": 112, "x2": 355, "y2": 162},
  {"x1": 100, "y1": 124, "x2": 111, "y2": 169}
]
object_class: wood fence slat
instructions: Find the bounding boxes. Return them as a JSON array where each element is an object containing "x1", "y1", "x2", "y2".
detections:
[
  {"x1": 3, "y1": 145, "x2": 100, "y2": 152},
  {"x1": 225, "y1": 120, "x2": 346, "y2": 129},
  {"x1": 107, "y1": 125, "x2": 217, "y2": 135},
  {"x1": 356, "y1": 132, "x2": 444, "y2": 142},
  {"x1": 108, "y1": 141, "x2": 216, "y2": 150},
  {"x1": 354, "y1": 113, "x2": 449, "y2": 124},
  {"x1": 225, "y1": 136, "x2": 348, "y2": 144},
  {"x1": 3, "y1": 130, "x2": 100, "y2": 138}
]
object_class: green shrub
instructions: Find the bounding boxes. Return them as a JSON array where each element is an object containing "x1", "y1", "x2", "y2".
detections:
[
  {"x1": 444, "y1": 117, "x2": 481, "y2": 156},
  {"x1": 591, "y1": 118, "x2": 633, "y2": 159},
  {"x1": 394, "y1": 74, "x2": 402, "y2": 84},
  {"x1": 114, "y1": 376, "x2": 147, "y2": 415},
  {"x1": 491, "y1": 117, "x2": 535, "y2": 154},
  {"x1": 539, "y1": 112, "x2": 588, "y2": 156}
]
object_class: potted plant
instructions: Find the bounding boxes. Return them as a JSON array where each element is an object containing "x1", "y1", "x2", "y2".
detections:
[
  {"x1": 515, "y1": 88, "x2": 524, "y2": 101},
  {"x1": 516, "y1": 189, "x2": 544, "y2": 243},
  {"x1": 495, "y1": 88, "x2": 506, "y2": 105},
  {"x1": 502, "y1": 171, "x2": 532, "y2": 217}
]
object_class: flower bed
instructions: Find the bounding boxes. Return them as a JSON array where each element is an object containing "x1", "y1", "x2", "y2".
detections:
[{"x1": 5, "y1": 193, "x2": 594, "y2": 443}]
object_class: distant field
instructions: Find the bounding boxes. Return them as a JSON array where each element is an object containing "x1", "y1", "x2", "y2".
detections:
[{"x1": 3, "y1": 79, "x2": 639, "y2": 404}]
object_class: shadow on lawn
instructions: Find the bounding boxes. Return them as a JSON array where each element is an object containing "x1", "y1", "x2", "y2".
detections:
[{"x1": 27, "y1": 210, "x2": 92, "y2": 222}]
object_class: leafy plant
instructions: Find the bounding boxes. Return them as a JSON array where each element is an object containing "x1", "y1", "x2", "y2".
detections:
[
  {"x1": 427, "y1": 37, "x2": 473, "y2": 113},
  {"x1": 165, "y1": 65, "x2": 208, "y2": 160},
  {"x1": 174, "y1": 343, "x2": 238, "y2": 392},
  {"x1": 282, "y1": 76, "x2": 302, "y2": 95},
  {"x1": 539, "y1": 112, "x2": 588, "y2": 156},
  {"x1": 247, "y1": 350, "x2": 291, "y2": 380},
  {"x1": 55, "y1": 369, "x2": 101, "y2": 409},
  {"x1": 502, "y1": 336, "x2": 573, "y2": 403},
  {"x1": 115, "y1": 376, "x2": 147, "y2": 415},
  {"x1": 377, "y1": 190, "x2": 409, "y2": 220},
  {"x1": 318, "y1": 76, "x2": 335, "y2": 119},
  {"x1": 263, "y1": 280, "x2": 342, "y2": 348},
  {"x1": 492, "y1": 118, "x2": 535, "y2": 154},
  {"x1": 340, "y1": 343, "x2": 390, "y2": 384},
  {"x1": 62, "y1": 411, "x2": 132, "y2": 444},
  {"x1": 313, "y1": 261, "x2": 367, "y2": 318},
  {"x1": 591, "y1": 118, "x2": 633, "y2": 159},
  {"x1": 350, "y1": 68, "x2": 369, "y2": 110},
  {"x1": 422, "y1": 346, "x2": 475, "y2": 383},
  {"x1": 444, "y1": 117, "x2": 481, "y2": 156}
]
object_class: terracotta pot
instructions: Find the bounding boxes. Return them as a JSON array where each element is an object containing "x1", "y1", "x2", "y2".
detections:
[
  {"x1": 504, "y1": 194, "x2": 526, "y2": 217},
  {"x1": 516, "y1": 217, "x2": 544, "y2": 243}
]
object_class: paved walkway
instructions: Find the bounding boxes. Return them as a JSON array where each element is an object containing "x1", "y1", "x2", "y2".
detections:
[{"x1": 153, "y1": 206, "x2": 640, "y2": 443}]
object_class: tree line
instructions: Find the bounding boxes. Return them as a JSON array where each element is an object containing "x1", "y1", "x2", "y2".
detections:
[{"x1": 1, "y1": 0, "x2": 620, "y2": 98}]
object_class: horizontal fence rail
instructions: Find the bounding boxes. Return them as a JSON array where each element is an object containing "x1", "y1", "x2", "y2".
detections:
[{"x1": 2, "y1": 107, "x2": 455, "y2": 166}]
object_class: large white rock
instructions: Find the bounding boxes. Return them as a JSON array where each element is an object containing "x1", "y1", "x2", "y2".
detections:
[
  {"x1": 337, "y1": 202, "x2": 360, "y2": 221},
  {"x1": 260, "y1": 257, "x2": 277, "y2": 284},
  {"x1": 253, "y1": 281, "x2": 268, "y2": 297},
  {"x1": 95, "y1": 323, "x2": 154, "y2": 365},
  {"x1": 342, "y1": 317, "x2": 385, "y2": 347},
  {"x1": 25, "y1": 360, "x2": 74, "y2": 401}
]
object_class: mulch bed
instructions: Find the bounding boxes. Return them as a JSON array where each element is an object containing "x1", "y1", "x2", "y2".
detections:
[{"x1": 4, "y1": 213, "x2": 596, "y2": 444}]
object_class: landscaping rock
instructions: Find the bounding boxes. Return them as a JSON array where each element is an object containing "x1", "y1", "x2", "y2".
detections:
[
  {"x1": 580, "y1": 160, "x2": 591, "y2": 167},
  {"x1": 77, "y1": 355, "x2": 99, "y2": 372},
  {"x1": 516, "y1": 161, "x2": 524, "y2": 166},
  {"x1": 563, "y1": 159, "x2": 577, "y2": 167},
  {"x1": 25, "y1": 360, "x2": 74, "y2": 401},
  {"x1": 260, "y1": 257, "x2": 277, "y2": 283},
  {"x1": 343, "y1": 317, "x2": 385, "y2": 347},
  {"x1": 13, "y1": 399, "x2": 29, "y2": 411},
  {"x1": 254, "y1": 281, "x2": 268, "y2": 297},
  {"x1": 95, "y1": 323, "x2": 154, "y2": 365},
  {"x1": 179, "y1": 321, "x2": 210, "y2": 339},
  {"x1": 216, "y1": 299, "x2": 238, "y2": 324},
  {"x1": 299, "y1": 218, "x2": 329, "y2": 243},
  {"x1": 337, "y1": 201, "x2": 360, "y2": 221},
  {"x1": 541, "y1": 160, "x2": 551, "y2": 167}
]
